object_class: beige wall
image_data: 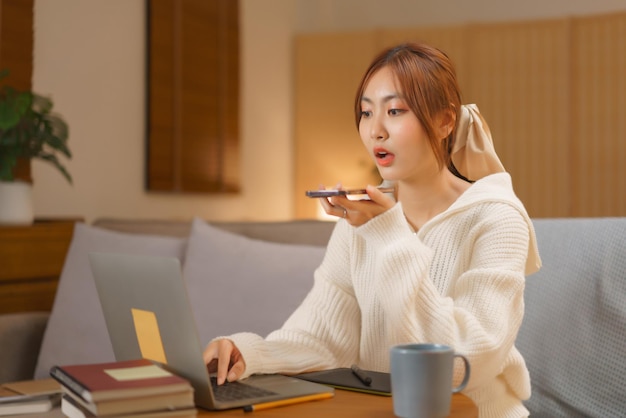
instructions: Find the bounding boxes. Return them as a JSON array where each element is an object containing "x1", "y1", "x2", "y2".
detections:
[
  {"x1": 32, "y1": 0, "x2": 297, "y2": 223},
  {"x1": 31, "y1": 0, "x2": 626, "y2": 223}
]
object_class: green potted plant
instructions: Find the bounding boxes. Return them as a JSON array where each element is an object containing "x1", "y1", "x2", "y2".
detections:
[{"x1": 0, "y1": 69, "x2": 71, "y2": 225}]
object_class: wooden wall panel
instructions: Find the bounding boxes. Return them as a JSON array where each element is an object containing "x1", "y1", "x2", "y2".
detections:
[
  {"x1": 379, "y1": 26, "x2": 471, "y2": 92},
  {"x1": 295, "y1": 12, "x2": 626, "y2": 219},
  {"x1": 570, "y1": 12, "x2": 626, "y2": 217},
  {"x1": 294, "y1": 32, "x2": 380, "y2": 219},
  {"x1": 147, "y1": 0, "x2": 240, "y2": 194},
  {"x1": 147, "y1": 0, "x2": 176, "y2": 190},
  {"x1": 0, "y1": 0, "x2": 33, "y2": 90},
  {"x1": 0, "y1": 0, "x2": 34, "y2": 181},
  {"x1": 463, "y1": 19, "x2": 571, "y2": 218}
]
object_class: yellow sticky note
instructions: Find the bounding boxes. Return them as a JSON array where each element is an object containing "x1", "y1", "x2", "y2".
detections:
[
  {"x1": 105, "y1": 364, "x2": 172, "y2": 381},
  {"x1": 131, "y1": 308, "x2": 168, "y2": 364}
]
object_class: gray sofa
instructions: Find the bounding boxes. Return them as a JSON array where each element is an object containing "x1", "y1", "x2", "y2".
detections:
[{"x1": 0, "y1": 216, "x2": 624, "y2": 417}]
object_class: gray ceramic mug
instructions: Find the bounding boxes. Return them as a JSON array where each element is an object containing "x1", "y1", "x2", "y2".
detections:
[{"x1": 390, "y1": 343, "x2": 471, "y2": 418}]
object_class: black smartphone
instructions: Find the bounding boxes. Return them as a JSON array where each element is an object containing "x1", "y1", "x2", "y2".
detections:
[{"x1": 305, "y1": 187, "x2": 394, "y2": 198}]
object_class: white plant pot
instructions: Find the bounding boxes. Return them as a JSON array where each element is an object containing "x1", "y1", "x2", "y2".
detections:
[{"x1": 0, "y1": 180, "x2": 34, "y2": 225}]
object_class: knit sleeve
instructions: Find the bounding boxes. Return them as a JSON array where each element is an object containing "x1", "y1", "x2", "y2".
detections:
[
  {"x1": 227, "y1": 220, "x2": 361, "y2": 378},
  {"x1": 357, "y1": 203, "x2": 530, "y2": 393}
]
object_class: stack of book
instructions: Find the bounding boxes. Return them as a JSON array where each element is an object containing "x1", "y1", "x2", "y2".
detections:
[
  {"x1": 0, "y1": 378, "x2": 61, "y2": 416},
  {"x1": 50, "y1": 358, "x2": 197, "y2": 418}
]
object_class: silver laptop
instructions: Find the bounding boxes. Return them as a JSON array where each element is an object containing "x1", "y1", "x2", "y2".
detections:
[{"x1": 88, "y1": 252, "x2": 334, "y2": 410}]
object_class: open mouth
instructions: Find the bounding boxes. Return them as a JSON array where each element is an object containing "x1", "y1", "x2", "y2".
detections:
[{"x1": 374, "y1": 148, "x2": 394, "y2": 166}]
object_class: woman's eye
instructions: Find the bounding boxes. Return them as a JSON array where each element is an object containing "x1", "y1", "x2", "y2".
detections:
[
  {"x1": 360, "y1": 110, "x2": 372, "y2": 118},
  {"x1": 389, "y1": 108, "x2": 405, "y2": 116}
]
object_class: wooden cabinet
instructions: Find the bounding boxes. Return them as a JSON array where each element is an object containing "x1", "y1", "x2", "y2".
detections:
[{"x1": 0, "y1": 219, "x2": 78, "y2": 314}]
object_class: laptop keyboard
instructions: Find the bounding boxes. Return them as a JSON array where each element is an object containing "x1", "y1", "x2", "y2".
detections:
[{"x1": 210, "y1": 377, "x2": 278, "y2": 402}]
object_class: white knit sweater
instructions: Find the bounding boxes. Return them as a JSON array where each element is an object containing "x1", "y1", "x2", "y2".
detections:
[{"x1": 224, "y1": 173, "x2": 541, "y2": 418}]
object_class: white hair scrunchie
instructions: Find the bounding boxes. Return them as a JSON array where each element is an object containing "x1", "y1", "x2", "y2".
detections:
[{"x1": 451, "y1": 104, "x2": 505, "y2": 182}]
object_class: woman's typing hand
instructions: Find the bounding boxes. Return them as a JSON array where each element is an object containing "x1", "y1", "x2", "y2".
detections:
[{"x1": 203, "y1": 339, "x2": 246, "y2": 385}]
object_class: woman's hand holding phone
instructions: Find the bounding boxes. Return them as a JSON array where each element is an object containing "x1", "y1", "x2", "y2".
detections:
[
  {"x1": 306, "y1": 186, "x2": 394, "y2": 198},
  {"x1": 316, "y1": 184, "x2": 396, "y2": 226}
]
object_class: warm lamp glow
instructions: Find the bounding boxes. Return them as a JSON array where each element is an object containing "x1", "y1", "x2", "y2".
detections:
[{"x1": 316, "y1": 202, "x2": 339, "y2": 221}]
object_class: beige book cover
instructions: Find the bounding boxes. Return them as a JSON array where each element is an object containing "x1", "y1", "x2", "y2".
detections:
[{"x1": 0, "y1": 378, "x2": 61, "y2": 416}]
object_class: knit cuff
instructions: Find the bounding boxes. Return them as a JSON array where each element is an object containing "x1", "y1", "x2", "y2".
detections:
[{"x1": 355, "y1": 203, "x2": 414, "y2": 246}]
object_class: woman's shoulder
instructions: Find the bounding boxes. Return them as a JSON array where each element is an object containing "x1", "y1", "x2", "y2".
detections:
[
  {"x1": 470, "y1": 200, "x2": 529, "y2": 230},
  {"x1": 452, "y1": 173, "x2": 529, "y2": 217},
  {"x1": 441, "y1": 176, "x2": 531, "y2": 237}
]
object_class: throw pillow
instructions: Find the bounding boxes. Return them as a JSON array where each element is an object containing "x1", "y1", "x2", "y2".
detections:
[
  {"x1": 183, "y1": 217, "x2": 326, "y2": 346},
  {"x1": 34, "y1": 223, "x2": 186, "y2": 379}
]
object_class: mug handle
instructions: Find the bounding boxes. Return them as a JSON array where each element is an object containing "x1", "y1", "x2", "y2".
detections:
[{"x1": 452, "y1": 353, "x2": 471, "y2": 393}]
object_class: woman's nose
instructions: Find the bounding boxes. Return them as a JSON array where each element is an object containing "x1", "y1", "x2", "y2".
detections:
[{"x1": 370, "y1": 116, "x2": 388, "y2": 141}]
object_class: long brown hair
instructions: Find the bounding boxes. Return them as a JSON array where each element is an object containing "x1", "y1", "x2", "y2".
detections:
[{"x1": 354, "y1": 43, "x2": 463, "y2": 174}]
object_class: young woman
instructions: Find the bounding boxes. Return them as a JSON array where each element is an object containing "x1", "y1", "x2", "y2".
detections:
[{"x1": 204, "y1": 42, "x2": 541, "y2": 417}]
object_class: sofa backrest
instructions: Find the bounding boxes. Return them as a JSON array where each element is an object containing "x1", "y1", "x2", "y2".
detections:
[
  {"x1": 93, "y1": 218, "x2": 336, "y2": 247},
  {"x1": 93, "y1": 216, "x2": 626, "y2": 416},
  {"x1": 518, "y1": 218, "x2": 626, "y2": 417}
]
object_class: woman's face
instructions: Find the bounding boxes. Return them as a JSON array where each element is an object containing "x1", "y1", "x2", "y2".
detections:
[{"x1": 358, "y1": 66, "x2": 438, "y2": 184}]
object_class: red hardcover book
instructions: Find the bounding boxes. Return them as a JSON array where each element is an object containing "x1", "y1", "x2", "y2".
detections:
[{"x1": 50, "y1": 359, "x2": 193, "y2": 403}]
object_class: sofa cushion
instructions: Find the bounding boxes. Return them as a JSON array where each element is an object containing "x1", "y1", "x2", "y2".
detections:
[
  {"x1": 518, "y1": 218, "x2": 626, "y2": 417},
  {"x1": 34, "y1": 223, "x2": 186, "y2": 379},
  {"x1": 183, "y1": 217, "x2": 327, "y2": 346}
]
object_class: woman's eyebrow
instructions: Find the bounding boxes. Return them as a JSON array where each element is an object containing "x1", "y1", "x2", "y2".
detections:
[{"x1": 360, "y1": 94, "x2": 402, "y2": 104}]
